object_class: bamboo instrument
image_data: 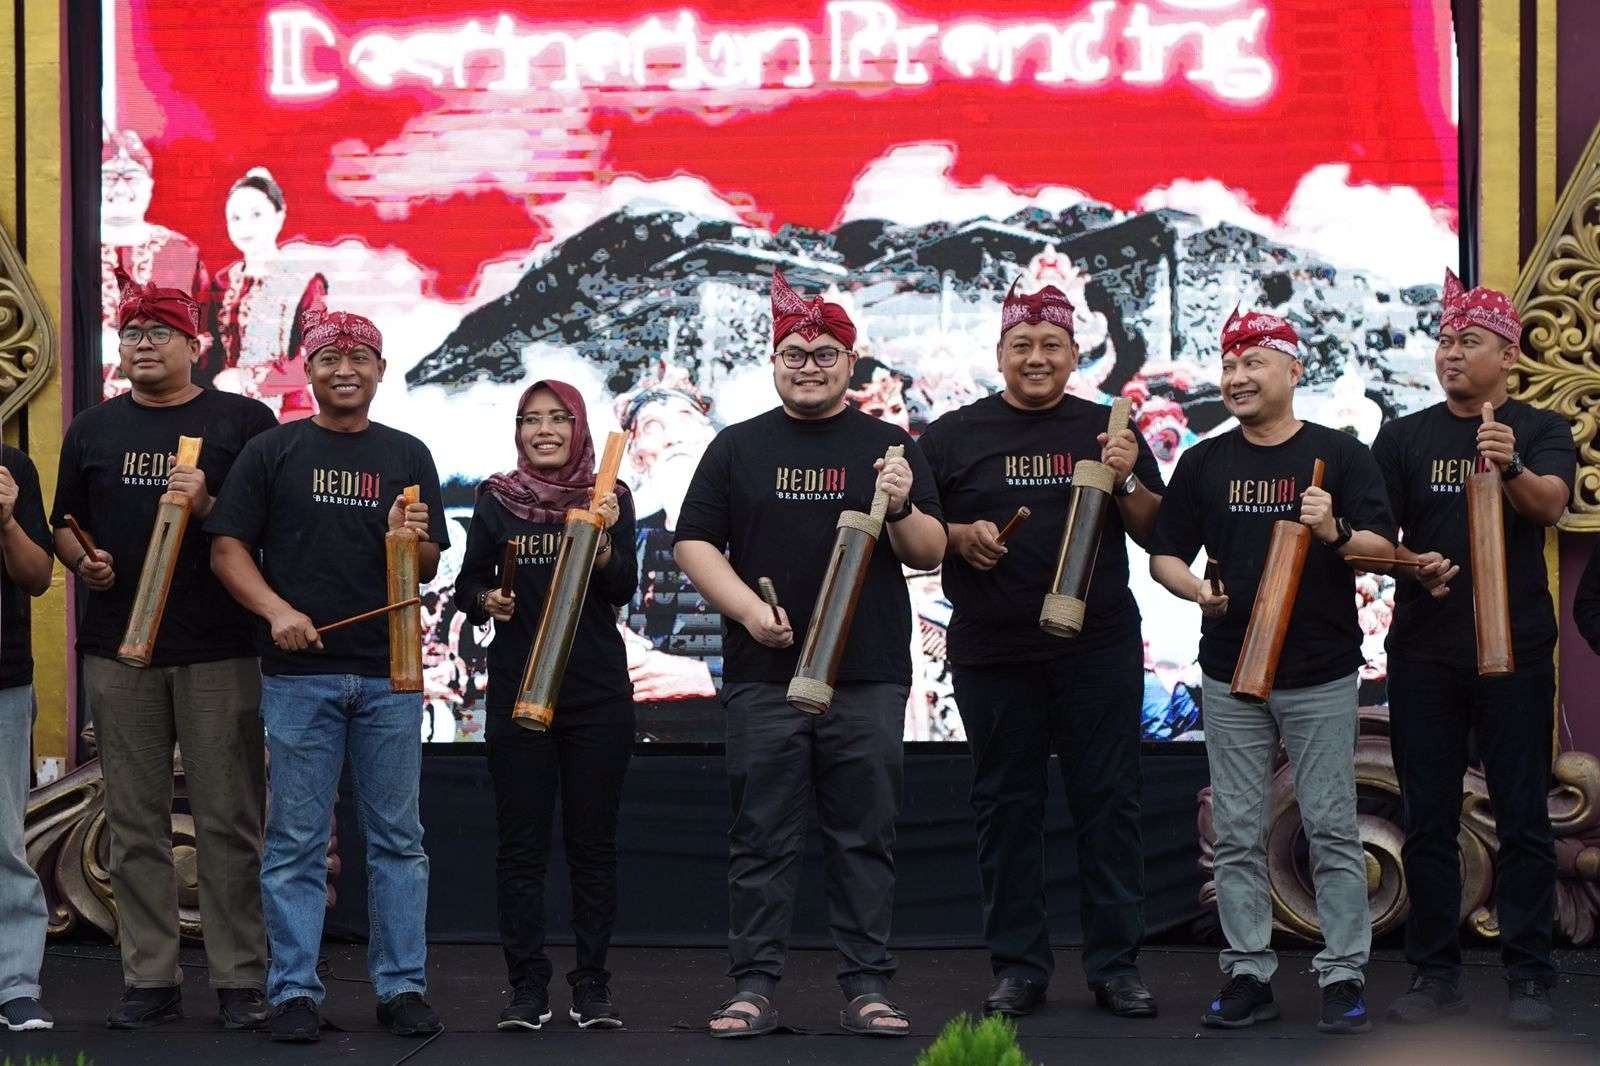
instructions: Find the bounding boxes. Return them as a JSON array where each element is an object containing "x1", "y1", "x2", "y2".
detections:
[
  {"x1": 317, "y1": 597, "x2": 422, "y2": 637},
  {"x1": 757, "y1": 577, "x2": 782, "y2": 625},
  {"x1": 995, "y1": 506, "x2": 1031, "y2": 545},
  {"x1": 499, "y1": 541, "x2": 518, "y2": 597},
  {"x1": 387, "y1": 485, "x2": 424, "y2": 693},
  {"x1": 1468, "y1": 407, "x2": 1514, "y2": 676},
  {"x1": 1230, "y1": 458, "x2": 1325, "y2": 702},
  {"x1": 512, "y1": 432, "x2": 628, "y2": 731},
  {"x1": 1039, "y1": 398, "x2": 1132, "y2": 638},
  {"x1": 116, "y1": 436, "x2": 204, "y2": 666},
  {"x1": 787, "y1": 445, "x2": 905, "y2": 715},
  {"x1": 1345, "y1": 555, "x2": 1420, "y2": 570},
  {"x1": 63, "y1": 514, "x2": 97, "y2": 560}
]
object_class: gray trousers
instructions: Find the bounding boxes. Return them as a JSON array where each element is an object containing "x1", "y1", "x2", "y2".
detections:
[
  {"x1": 0, "y1": 684, "x2": 47, "y2": 1007},
  {"x1": 1201, "y1": 672, "x2": 1370, "y2": 987},
  {"x1": 722, "y1": 681, "x2": 908, "y2": 1000},
  {"x1": 84, "y1": 655, "x2": 268, "y2": 990}
]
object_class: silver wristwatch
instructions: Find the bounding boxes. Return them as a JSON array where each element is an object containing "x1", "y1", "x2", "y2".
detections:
[{"x1": 1114, "y1": 474, "x2": 1137, "y2": 497}]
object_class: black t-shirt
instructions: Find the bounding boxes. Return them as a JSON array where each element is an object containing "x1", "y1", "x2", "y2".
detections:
[
  {"x1": 1151, "y1": 421, "x2": 1396, "y2": 689},
  {"x1": 920, "y1": 393, "x2": 1165, "y2": 666},
  {"x1": 1372, "y1": 398, "x2": 1575, "y2": 669},
  {"x1": 673, "y1": 406, "x2": 943, "y2": 687},
  {"x1": 1, "y1": 447, "x2": 52, "y2": 688},
  {"x1": 204, "y1": 419, "x2": 449, "y2": 677},
  {"x1": 51, "y1": 390, "x2": 278, "y2": 666},
  {"x1": 457, "y1": 490, "x2": 637, "y2": 718}
]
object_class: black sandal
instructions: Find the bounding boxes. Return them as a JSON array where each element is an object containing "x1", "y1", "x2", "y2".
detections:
[
  {"x1": 840, "y1": 993, "x2": 911, "y2": 1037},
  {"x1": 707, "y1": 993, "x2": 776, "y2": 1039}
]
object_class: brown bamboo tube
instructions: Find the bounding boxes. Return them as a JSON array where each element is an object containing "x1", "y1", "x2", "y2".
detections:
[
  {"x1": 1230, "y1": 458, "x2": 1325, "y2": 702},
  {"x1": 994, "y1": 506, "x2": 1031, "y2": 545},
  {"x1": 787, "y1": 444, "x2": 905, "y2": 715},
  {"x1": 387, "y1": 485, "x2": 424, "y2": 693},
  {"x1": 116, "y1": 436, "x2": 204, "y2": 666},
  {"x1": 1468, "y1": 408, "x2": 1514, "y2": 676},
  {"x1": 512, "y1": 431, "x2": 628, "y2": 731},
  {"x1": 1039, "y1": 398, "x2": 1132, "y2": 638}
]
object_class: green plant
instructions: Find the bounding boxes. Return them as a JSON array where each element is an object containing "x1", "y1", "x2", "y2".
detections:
[{"x1": 914, "y1": 1013, "x2": 1037, "y2": 1066}]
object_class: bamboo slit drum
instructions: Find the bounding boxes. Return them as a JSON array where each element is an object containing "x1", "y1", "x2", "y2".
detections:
[
  {"x1": 386, "y1": 485, "x2": 424, "y2": 693},
  {"x1": 787, "y1": 444, "x2": 904, "y2": 715},
  {"x1": 1230, "y1": 458, "x2": 1325, "y2": 702},
  {"x1": 1468, "y1": 407, "x2": 1515, "y2": 677},
  {"x1": 116, "y1": 436, "x2": 203, "y2": 666},
  {"x1": 1039, "y1": 398, "x2": 1132, "y2": 639},
  {"x1": 512, "y1": 431, "x2": 628, "y2": 732}
]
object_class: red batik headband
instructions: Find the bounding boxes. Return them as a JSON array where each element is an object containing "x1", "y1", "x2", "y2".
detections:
[
  {"x1": 302, "y1": 309, "x2": 383, "y2": 357},
  {"x1": 114, "y1": 266, "x2": 199, "y2": 338},
  {"x1": 1000, "y1": 279, "x2": 1076, "y2": 340},
  {"x1": 771, "y1": 270, "x2": 857, "y2": 349},
  {"x1": 1221, "y1": 305, "x2": 1299, "y2": 358},
  {"x1": 1441, "y1": 269, "x2": 1521, "y2": 344}
]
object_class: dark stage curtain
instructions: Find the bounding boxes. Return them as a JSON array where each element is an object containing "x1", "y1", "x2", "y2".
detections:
[{"x1": 327, "y1": 748, "x2": 1211, "y2": 948}]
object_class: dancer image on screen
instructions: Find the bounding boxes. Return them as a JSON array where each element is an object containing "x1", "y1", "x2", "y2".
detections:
[
  {"x1": 674, "y1": 272, "x2": 946, "y2": 1038},
  {"x1": 1371, "y1": 272, "x2": 1575, "y2": 1030},
  {"x1": 456, "y1": 380, "x2": 637, "y2": 1032},
  {"x1": 1148, "y1": 307, "x2": 1396, "y2": 1034},
  {"x1": 51, "y1": 272, "x2": 278, "y2": 1031},
  {"x1": 206, "y1": 310, "x2": 449, "y2": 1043},
  {"x1": 204, "y1": 167, "x2": 327, "y2": 421},
  {"x1": 918, "y1": 281, "x2": 1163, "y2": 1020},
  {"x1": 0, "y1": 445, "x2": 57, "y2": 1033}
]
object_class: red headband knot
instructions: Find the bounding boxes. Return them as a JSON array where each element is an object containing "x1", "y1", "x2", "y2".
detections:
[
  {"x1": 771, "y1": 270, "x2": 856, "y2": 349},
  {"x1": 302, "y1": 309, "x2": 383, "y2": 357},
  {"x1": 1000, "y1": 280, "x2": 1076, "y2": 340},
  {"x1": 1441, "y1": 269, "x2": 1521, "y2": 344},
  {"x1": 1221, "y1": 305, "x2": 1299, "y2": 358},
  {"x1": 114, "y1": 266, "x2": 199, "y2": 338}
]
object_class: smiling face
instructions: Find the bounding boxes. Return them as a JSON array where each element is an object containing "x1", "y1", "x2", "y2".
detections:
[
  {"x1": 1435, "y1": 325, "x2": 1516, "y2": 402},
  {"x1": 772, "y1": 333, "x2": 856, "y2": 418},
  {"x1": 118, "y1": 315, "x2": 198, "y2": 392},
  {"x1": 998, "y1": 322, "x2": 1076, "y2": 409},
  {"x1": 225, "y1": 185, "x2": 285, "y2": 259},
  {"x1": 1220, "y1": 345, "x2": 1301, "y2": 425},
  {"x1": 518, "y1": 387, "x2": 576, "y2": 470},
  {"x1": 306, "y1": 343, "x2": 383, "y2": 415}
]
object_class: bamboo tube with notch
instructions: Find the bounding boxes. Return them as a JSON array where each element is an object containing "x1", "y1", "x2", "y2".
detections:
[
  {"x1": 1230, "y1": 458, "x2": 1324, "y2": 702},
  {"x1": 387, "y1": 485, "x2": 424, "y2": 693},
  {"x1": 1039, "y1": 399, "x2": 1131, "y2": 638},
  {"x1": 117, "y1": 436, "x2": 203, "y2": 667},
  {"x1": 1468, "y1": 407, "x2": 1514, "y2": 676}
]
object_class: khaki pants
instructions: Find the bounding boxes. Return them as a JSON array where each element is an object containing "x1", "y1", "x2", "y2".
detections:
[{"x1": 85, "y1": 654, "x2": 267, "y2": 990}]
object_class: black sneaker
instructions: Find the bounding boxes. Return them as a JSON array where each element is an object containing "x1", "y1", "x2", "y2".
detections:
[
  {"x1": 497, "y1": 984, "x2": 553, "y2": 1032},
  {"x1": 1386, "y1": 974, "x2": 1467, "y2": 1024},
  {"x1": 570, "y1": 977, "x2": 623, "y2": 1030},
  {"x1": 1200, "y1": 974, "x2": 1279, "y2": 1029},
  {"x1": 1506, "y1": 980, "x2": 1555, "y2": 1030},
  {"x1": 218, "y1": 987, "x2": 270, "y2": 1031},
  {"x1": 269, "y1": 996, "x2": 321, "y2": 1043},
  {"x1": 1, "y1": 997, "x2": 54, "y2": 1031},
  {"x1": 105, "y1": 985, "x2": 182, "y2": 1030},
  {"x1": 1318, "y1": 980, "x2": 1371, "y2": 1034},
  {"x1": 378, "y1": 992, "x2": 443, "y2": 1037}
]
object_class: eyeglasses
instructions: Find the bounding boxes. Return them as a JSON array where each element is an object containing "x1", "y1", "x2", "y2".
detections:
[
  {"x1": 118, "y1": 326, "x2": 178, "y2": 346},
  {"x1": 515, "y1": 413, "x2": 575, "y2": 429},
  {"x1": 775, "y1": 346, "x2": 848, "y2": 369}
]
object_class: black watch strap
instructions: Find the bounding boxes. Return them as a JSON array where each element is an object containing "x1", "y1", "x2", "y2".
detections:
[
  {"x1": 1329, "y1": 517, "x2": 1353, "y2": 550},
  {"x1": 1501, "y1": 452, "x2": 1525, "y2": 481},
  {"x1": 886, "y1": 498, "x2": 914, "y2": 523}
]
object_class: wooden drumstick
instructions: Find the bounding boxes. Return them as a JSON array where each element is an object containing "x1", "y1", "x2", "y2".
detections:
[
  {"x1": 317, "y1": 597, "x2": 423, "y2": 637},
  {"x1": 63, "y1": 514, "x2": 98, "y2": 558},
  {"x1": 757, "y1": 577, "x2": 783, "y2": 625},
  {"x1": 499, "y1": 541, "x2": 518, "y2": 597},
  {"x1": 1204, "y1": 557, "x2": 1221, "y2": 596},
  {"x1": 1344, "y1": 555, "x2": 1420, "y2": 569},
  {"x1": 994, "y1": 506, "x2": 1031, "y2": 545}
]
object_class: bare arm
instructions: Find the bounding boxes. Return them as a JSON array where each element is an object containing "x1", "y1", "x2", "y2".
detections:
[
  {"x1": 1502, "y1": 471, "x2": 1569, "y2": 527},
  {"x1": 53, "y1": 527, "x2": 114, "y2": 592},
  {"x1": 885, "y1": 509, "x2": 946, "y2": 571},
  {"x1": 1115, "y1": 483, "x2": 1161, "y2": 548},
  {"x1": 673, "y1": 539, "x2": 792, "y2": 647},
  {"x1": 210, "y1": 535, "x2": 322, "y2": 651},
  {"x1": 1151, "y1": 553, "x2": 1230, "y2": 618}
]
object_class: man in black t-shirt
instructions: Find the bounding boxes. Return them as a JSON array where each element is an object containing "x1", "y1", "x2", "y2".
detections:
[
  {"x1": 920, "y1": 281, "x2": 1163, "y2": 1020},
  {"x1": 52, "y1": 274, "x2": 277, "y2": 1031},
  {"x1": 675, "y1": 273, "x2": 946, "y2": 1038},
  {"x1": 208, "y1": 310, "x2": 449, "y2": 1044},
  {"x1": 0, "y1": 446, "x2": 57, "y2": 1033},
  {"x1": 1372, "y1": 273, "x2": 1575, "y2": 1030},
  {"x1": 1150, "y1": 307, "x2": 1396, "y2": 1035}
]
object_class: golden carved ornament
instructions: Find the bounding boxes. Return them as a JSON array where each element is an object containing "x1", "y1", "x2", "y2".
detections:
[
  {"x1": 1511, "y1": 120, "x2": 1600, "y2": 531},
  {"x1": 0, "y1": 219, "x2": 57, "y2": 425}
]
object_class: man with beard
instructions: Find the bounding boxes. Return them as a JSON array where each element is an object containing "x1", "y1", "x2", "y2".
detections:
[
  {"x1": 208, "y1": 310, "x2": 448, "y2": 1043},
  {"x1": 52, "y1": 272, "x2": 277, "y2": 1030},
  {"x1": 675, "y1": 272, "x2": 945, "y2": 1038},
  {"x1": 918, "y1": 281, "x2": 1163, "y2": 1020},
  {"x1": 1373, "y1": 272, "x2": 1574, "y2": 1030},
  {"x1": 1149, "y1": 307, "x2": 1395, "y2": 1034}
]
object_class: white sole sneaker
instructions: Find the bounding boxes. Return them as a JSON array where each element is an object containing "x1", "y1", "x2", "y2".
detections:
[
  {"x1": 497, "y1": 1009, "x2": 553, "y2": 1031},
  {"x1": 569, "y1": 1008, "x2": 623, "y2": 1030}
]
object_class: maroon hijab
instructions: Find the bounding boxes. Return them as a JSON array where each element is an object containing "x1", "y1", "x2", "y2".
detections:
[{"x1": 480, "y1": 380, "x2": 627, "y2": 524}]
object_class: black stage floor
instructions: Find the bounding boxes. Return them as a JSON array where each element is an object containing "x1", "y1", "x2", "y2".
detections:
[{"x1": 5, "y1": 943, "x2": 1597, "y2": 1065}]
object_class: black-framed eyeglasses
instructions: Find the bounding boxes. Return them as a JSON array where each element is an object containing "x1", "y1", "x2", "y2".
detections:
[
  {"x1": 118, "y1": 326, "x2": 178, "y2": 347},
  {"x1": 515, "y1": 413, "x2": 575, "y2": 429},
  {"x1": 775, "y1": 346, "x2": 847, "y2": 369}
]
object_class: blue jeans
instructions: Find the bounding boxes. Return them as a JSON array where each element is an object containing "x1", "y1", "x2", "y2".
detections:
[
  {"x1": 0, "y1": 685, "x2": 46, "y2": 1007},
  {"x1": 260, "y1": 674, "x2": 428, "y2": 1005}
]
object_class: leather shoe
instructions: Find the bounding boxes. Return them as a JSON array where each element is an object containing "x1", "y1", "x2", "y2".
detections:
[
  {"x1": 1092, "y1": 975, "x2": 1158, "y2": 1018},
  {"x1": 983, "y1": 977, "x2": 1046, "y2": 1017}
]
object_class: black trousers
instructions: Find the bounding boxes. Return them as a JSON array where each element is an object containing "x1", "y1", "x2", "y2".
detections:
[
  {"x1": 486, "y1": 704, "x2": 635, "y2": 992},
  {"x1": 951, "y1": 637, "x2": 1145, "y2": 987},
  {"x1": 1388, "y1": 657, "x2": 1556, "y2": 984},
  {"x1": 722, "y1": 681, "x2": 908, "y2": 1000}
]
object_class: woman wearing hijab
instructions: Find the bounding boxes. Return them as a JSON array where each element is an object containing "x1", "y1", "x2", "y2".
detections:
[{"x1": 457, "y1": 381, "x2": 638, "y2": 1032}]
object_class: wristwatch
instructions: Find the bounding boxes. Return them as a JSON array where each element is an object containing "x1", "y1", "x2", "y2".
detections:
[
  {"x1": 886, "y1": 497, "x2": 914, "y2": 522},
  {"x1": 1327, "y1": 516, "x2": 1353, "y2": 550},
  {"x1": 1501, "y1": 452, "x2": 1525, "y2": 481},
  {"x1": 1114, "y1": 473, "x2": 1138, "y2": 497}
]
